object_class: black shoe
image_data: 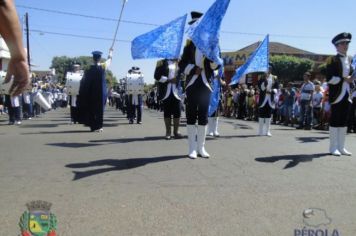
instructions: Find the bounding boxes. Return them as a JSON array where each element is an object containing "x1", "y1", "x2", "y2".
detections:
[
  {"x1": 174, "y1": 133, "x2": 183, "y2": 139},
  {"x1": 296, "y1": 126, "x2": 304, "y2": 129},
  {"x1": 304, "y1": 126, "x2": 312, "y2": 130}
]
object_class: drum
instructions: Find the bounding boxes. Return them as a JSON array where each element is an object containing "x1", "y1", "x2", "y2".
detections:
[
  {"x1": 58, "y1": 93, "x2": 63, "y2": 101},
  {"x1": 65, "y1": 71, "x2": 83, "y2": 95},
  {"x1": 34, "y1": 92, "x2": 51, "y2": 110},
  {"x1": 0, "y1": 71, "x2": 13, "y2": 95},
  {"x1": 126, "y1": 73, "x2": 144, "y2": 94},
  {"x1": 42, "y1": 92, "x2": 53, "y2": 105}
]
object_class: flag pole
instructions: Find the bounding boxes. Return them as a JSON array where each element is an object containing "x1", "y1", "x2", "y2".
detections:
[{"x1": 110, "y1": 0, "x2": 128, "y2": 51}]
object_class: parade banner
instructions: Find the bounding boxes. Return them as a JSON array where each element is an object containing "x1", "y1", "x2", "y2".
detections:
[
  {"x1": 188, "y1": 0, "x2": 230, "y2": 66},
  {"x1": 230, "y1": 35, "x2": 269, "y2": 85},
  {"x1": 131, "y1": 14, "x2": 187, "y2": 60}
]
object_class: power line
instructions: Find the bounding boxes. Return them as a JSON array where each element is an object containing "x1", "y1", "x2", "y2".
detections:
[
  {"x1": 26, "y1": 29, "x2": 238, "y2": 51},
  {"x1": 30, "y1": 28, "x2": 238, "y2": 51},
  {"x1": 18, "y1": 4, "x2": 329, "y2": 40},
  {"x1": 30, "y1": 29, "x2": 131, "y2": 43},
  {"x1": 16, "y1": 5, "x2": 159, "y2": 26}
]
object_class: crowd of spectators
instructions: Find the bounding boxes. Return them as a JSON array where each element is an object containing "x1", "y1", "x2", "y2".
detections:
[{"x1": 221, "y1": 76, "x2": 355, "y2": 133}]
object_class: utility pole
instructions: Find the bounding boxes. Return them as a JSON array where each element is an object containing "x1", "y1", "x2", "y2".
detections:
[{"x1": 25, "y1": 13, "x2": 31, "y2": 72}]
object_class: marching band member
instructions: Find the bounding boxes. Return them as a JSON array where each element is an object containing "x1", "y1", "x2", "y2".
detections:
[
  {"x1": 22, "y1": 88, "x2": 32, "y2": 120},
  {"x1": 179, "y1": 11, "x2": 220, "y2": 159},
  {"x1": 5, "y1": 94, "x2": 21, "y2": 125},
  {"x1": 77, "y1": 49, "x2": 113, "y2": 132},
  {"x1": 154, "y1": 59, "x2": 183, "y2": 139},
  {"x1": 68, "y1": 63, "x2": 81, "y2": 124},
  {"x1": 258, "y1": 65, "x2": 278, "y2": 136},
  {"x1": 126, "y1": 67, "x2": 144, "y2": 124},
  {"x1": 326, "y1": 32, "x2": 354, "y2": 156}
]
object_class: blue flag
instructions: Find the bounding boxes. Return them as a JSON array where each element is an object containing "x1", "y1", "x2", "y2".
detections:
[
  {"x1": 352, "y1": 55, "x2": 356, "y2": 70},
  {"x1": 208, "y1": 77, "x2": 221, "y2": 116},
  {"x1": 208, "y1": 67, "x2": 224, "y2": 116},
  {"x1": 131, "y1": 15, "x2": 187, "y2": 59},
  {"x1": 188, "y1": 0, "x2": 230, "y2": 66},
  {"x1": 230, "y1": 35, "x2": 270, "y2": 85}
]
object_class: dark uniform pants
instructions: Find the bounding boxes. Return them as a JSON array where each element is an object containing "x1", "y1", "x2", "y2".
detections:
[
  {"x1": 163, "y1": 94, "x2": 181, "y2": 118},
  {"x1": 259, "y1": 104, "x2": 272, "y2": 118},
  {"x1": 330, "y1": 94, "x2": 351, "y2": 127},
  {"x1": 186, "y1": 81, "x2": 211, "y2": 126}
]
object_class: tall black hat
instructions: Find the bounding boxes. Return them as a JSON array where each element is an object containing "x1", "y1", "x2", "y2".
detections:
[
  {"x1": 332, "y1": 32, "x2": 352, "y2": 45},
  {"x1": 188, "y1": 11, "x2": 203, "y2": 25}
]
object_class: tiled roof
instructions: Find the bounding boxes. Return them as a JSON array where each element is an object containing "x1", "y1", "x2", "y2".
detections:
[{"x1": 223, "y1": 41, "x2": 316, "y2": 55}]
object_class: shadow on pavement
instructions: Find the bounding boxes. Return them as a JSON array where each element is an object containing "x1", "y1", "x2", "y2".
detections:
[
  {"x1": 22, "y1": 130, "x2": 90, "y2": 135},
  {"x1": 66, "y1": 155, "x2": 186, "y2": 180},
  {"x1": 47, "y1": 142, "x2": 103, "y2": 148},
  {"x1": 208, "y1": 134, "x2": 259, "y2": 139},
  {"x1": 255, "y1": 153, "x2": 330, "y2": 169},
  {"x1": 296, "y1": 137, "x2": 329, "y2": 143},
  {"x1": 105, "y1": 116, "x2": 128, "y2": 119},
  {"x1": 90, "y1": 136, "x2": 166, "y2": 144},
  {"x1": 273, "y1": 128, "x2": 295, "y2": 131},
  {"x1": 20, "y1": 124, "x2": 59, "y2": 128},
  {"x1": 103, "y1": 123, "x2": 120, "y2": 127},
  {"x1": 222, "y1": 120, "x2": 253, "y2": 130},
  {"x1": 50, "y1": 119, "x2": 71, "y2": 122}
]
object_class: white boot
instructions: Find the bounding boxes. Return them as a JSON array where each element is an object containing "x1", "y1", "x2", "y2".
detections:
[
  {"x1": 213, "y1": 117, "x2": 220, "y2": 137},
  {"x1": 207, "y1": 117, "x2": 214, "y2": 136},
  {"x1": 197, "y1": 125, "x2": 210, "y2": 158},
  {"x1": 258, "y1": 118, "x2": 264, "y2": 136},
  {"x1": 187, "y1": 125, "x2": 197, "y2": 159},
  {"x1": 329, "y1": 127, "x2": 341, "y2": 156},
  {"x1": 338, "y1": 127, "x2": 352, "y2": 156},
  {"x1": 265, "y1": 118, "x2": 272, "y2": 137}
]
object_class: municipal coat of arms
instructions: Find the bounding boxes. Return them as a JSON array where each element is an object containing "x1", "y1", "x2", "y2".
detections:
[{"x1": 19, "y1": 200, "x2": 57, "y2": 236}]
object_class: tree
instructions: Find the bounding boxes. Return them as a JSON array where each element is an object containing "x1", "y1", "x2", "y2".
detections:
[
  {"x1": 270, "y1": 55, "x2": 314, "y2": 83},
  {"x1": 51, "y1": 56, "x2": 117, "y2": 86},
  {"x1": 317, "y1": 63, "x2": 327, "y2": 76},
  {"x1": 51, "y1": 56, "x2": 73, "y2": 83}
]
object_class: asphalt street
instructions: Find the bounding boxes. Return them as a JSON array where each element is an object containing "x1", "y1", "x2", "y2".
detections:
[{"x1": 0, "y1": 107, "x2": 355, "y2": 235}]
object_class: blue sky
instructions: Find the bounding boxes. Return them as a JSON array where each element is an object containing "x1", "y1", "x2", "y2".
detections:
[{"x1": 16, "y1": 0, "x2": 356, "y2": 84}]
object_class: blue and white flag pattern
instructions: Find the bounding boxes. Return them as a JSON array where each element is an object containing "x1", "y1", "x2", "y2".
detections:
[
  {"x1": 208, "y1": 67, "x2": 224, "y2": 116},
  {"x1": 352, "y1": 54, "x2": 356, "y2": 70},
  {"x1": 131, "y1": 15, "x2": 187, "y2": 59},
  {"x1": 188, "y1": 0, "x2": 230, "y2": 66},
  {"x1": 208, "y1": 77, "x2": 221, "y2": 116},
  {"x1": 230, "y1": 35, "x2": 270, "y2": 85}
]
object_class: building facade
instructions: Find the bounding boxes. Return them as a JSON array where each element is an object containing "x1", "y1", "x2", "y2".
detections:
[{"x1": 222, "y1": 41, "x2": 330, "y2": 85}]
